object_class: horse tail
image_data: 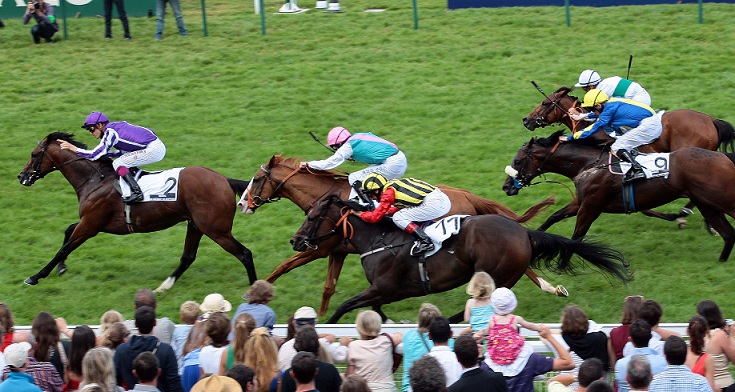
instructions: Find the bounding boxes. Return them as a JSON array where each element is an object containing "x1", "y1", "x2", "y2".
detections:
[
  {"x1": 227, "y1": 178, "x2": 250, "y2": 197},
  {"x1": 527, "y1": 230, "x2": 633, "y2": 284},
  {"x1": 514, "y1": 196, "x2": 556, "y2": 224},
  {"x1": 714, "y1": 118, "x2": 735, "y2": 153}
]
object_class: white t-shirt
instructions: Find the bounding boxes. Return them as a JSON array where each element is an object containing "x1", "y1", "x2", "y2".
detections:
[{"x1": 428, "y1": 346, "x2": 463, "y2": 386}]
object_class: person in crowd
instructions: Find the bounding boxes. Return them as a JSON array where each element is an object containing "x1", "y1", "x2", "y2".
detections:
[
  {"x1": 475, "y1": 287, "x2": 542, "y2": 367},
  {"x1": 278, "y1": 306, "x2": 348, "y2": 372},
  {"x1": 341, "y1": 374, "x2": 371, "y2": 392},
  {"x1": 585, "y1": 380, "x2": 614, "y2": 392},
  {"x1": 481, "y1": 324, "x2": 574, "y2": 392},
  {"x1": 560, "y1": 89, "x2": 660, "y2": 183},
  {"x1": 626, "y1": 355, "x2": 653, "y2": 391},
  {"x1": 114, "y1": 306, "x2": 182, "y2": 391},
  {"x1": 607, "y1": 295, "x2": 643, "y2": 366},
  {"x1": 79, "y1": 347, "x2": 125, "y2": 391},
  {"x1": 0, "y1": 342, "x2": 42, "y2": 392},
  {"x1": 401, "y1": 303, "x2": 443, "y2": 392},
  {"x1": 244, "y1": 327, "x2": 281, "y2": 392},
  {"x1": 427, "y1": 317, "x2": 462, "y2": 387},
  {"x1": 100, "y1": 323, "x2": 130, "y2": 352},
  {"x1": 66, "y1": 325, "x2": 98, "y2": 391},
  {"x1": 408, "y1": 355, "x2": 446, "y2": 392},
  {"x1": 573, "y1": 69, "x2": 651, "y2": 106},
  {"x1": 301, "y1": 127, "x2": 408, "y2": 203},
  {"x1": 289, "y1": 352, "x2": 319, "y2": 392},
  {"x1": 200, "y1": 311, "x2": 231, "y2": 376},
  {"x1": 181, "y1": 319, "x2": 211, "y2": 391},
  {"x1": 32, "y1": 311, "x2": 69, "y2": 382},
  {"x1": 131, "y1": 351, "x2": 161, "y2": 391},
  {"x1": 685, "y1": 315, "x2": 715, "y2": 390},
  {"x1": 1, "y1": 338, "x2": 62, "y2": 392},
  {"x1": 96, "y1": 310, "x2": 124, "y2": 347},
  {"x1": 227, "y1": 312, "x2": 256, "y2": 370},
  {"x1": 447, "y1": 335, "x2": 507, "y2": 392},
  {"x1": 547, "y1": 357, "x2": 605, "y2": 392},
  {"x1": 346, "y1": 310, "x2": 402, "y2": 391},
  {"x1": 225, "y1": 364, "x2": 256, "y2": 392},
  {"x1": 357, "y1": 173, "x2": 451, "y2": 255},
  {"x1": 60, "y1": 114, "x2": 166, "y2": 203},
  {"x1": 281, "y1": 325, "x2": 341, "y2": 392},
  {"x1": 173, "y1": 301, "x2": 200, "y2": 374},
  {"x1": 552, "y1": 304, "x2": 610, "y2": 384},
  {"x1": 123, "y1": 288, "x2": 177, "y2": 345},
  {"x1": 0, "y1": 303, "x2": 30, "y2": 352},
  {"x1": 154, "y1": 0, "x2": 188, "y2": 40},
  {"x1": 648, "y1": 336, "x2": 712, "y2": 391},
  {"x1": 190, "y1": 374, "x2": 243, "y2": 392},
  {"x1": 462, "y1": 271, "x2": 495, "y2": 336},
  {"x1": 697, "y1": 299, "x2": 735, "y2": 390},
  {"x1": 232, "y1": 281, "x2": 276, "y2": 338},
  {"x1": 0, "y1": 325, "x2": 6, "y2": 372},
  {"x1": 614, "y1": 320, "x2": 667, "y2": 392},
  {"x1": 80, "y1": 384, "x2": 106, "y2": 392},
  {"x1": 22, "y1": 0, "x2": 58, "y2": 43},
  {"x1": 103, "y1": 0, "x2": 131, "y2": 40}
]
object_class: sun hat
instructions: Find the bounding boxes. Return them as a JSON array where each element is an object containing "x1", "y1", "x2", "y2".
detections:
[
  {"x1": 491, "y1": 287, "x2": 518, "y2": 316},
  {"x1": 294, "y1": 306, "x2": 318, "y2": 326},
  {"x1": 191, "y1": 375, "x2": 243, "y2": 392},
  {"x1": 200, "y1": 293, "x2": 232, "y2": 313},
  {"x1": 4, "y1": 342, "x2": 32, "y2": 368}
]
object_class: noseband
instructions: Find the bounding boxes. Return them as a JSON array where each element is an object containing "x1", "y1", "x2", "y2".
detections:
[
  {"x1": 512, "y1": 140, "x2": 562, "y2": 189},
  {"x1": 299, "y1": 198, "x2": 354, "y2": 250}
]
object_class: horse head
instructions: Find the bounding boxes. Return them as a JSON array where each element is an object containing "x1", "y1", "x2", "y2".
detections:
[
  {"x1": 502, "y1": 130, "x2": 566, "y2": 195},
  {"x1": 240, "y1": 155, "x2": 297, "y2": 214},
  {"x1": 291, "y1": 194, "x2": 350, "y2": 252},
  {"x1": 522, "y1": 87, "x2": 580, "y2": 131},
  {"x1": 18, "y1": 132, "x2": 88, "y2": 186}
]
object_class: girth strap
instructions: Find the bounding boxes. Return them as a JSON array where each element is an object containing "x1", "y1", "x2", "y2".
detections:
[{"x1": 125, "y1": 204, "x2": 135, "y2": 233}]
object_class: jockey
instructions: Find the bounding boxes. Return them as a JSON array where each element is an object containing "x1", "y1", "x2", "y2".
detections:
[
  {"x1": 59, "y1": 111, "x2": 166, "y2": 203},
  {"x1": 560, "y1": 89, "x2": 662, "y2": 183},
  {"x1": 301, "y1": 127, "x2": 408, "y2": 202},
  {"x1": 356, "y1": 173, "x2": 451, "y2": 255},
  {"x1": 570, "y1": 69, "x2": 651, "y2": 122}
]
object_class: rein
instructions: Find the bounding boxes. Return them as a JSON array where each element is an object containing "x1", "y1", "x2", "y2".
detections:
[
  {"x1": 247, "y1": 163, "x2": 347, "y2": 211},
  {"x1": 33, "y1": 141, "x2": 103, "y2": 192}
]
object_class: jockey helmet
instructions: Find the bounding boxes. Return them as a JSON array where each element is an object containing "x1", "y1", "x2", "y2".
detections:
[
  {"x1": 327, "y1": 127, "x2": 351, "y2": 147},
  {"x1": 82, "y1": 112, "x2": 109, "y2": 129},
  {"x1": 362, "y1": 173, "x2": 388, "y2": 194},
  {"x1": 574, "y1": 69, "x2": 602, "y2": 88},
  {"x1": 581, "y1": 89, "x2": 609, "y2": 108}
]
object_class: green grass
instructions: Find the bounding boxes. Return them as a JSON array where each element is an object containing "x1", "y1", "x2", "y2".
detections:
[{"x1": 2, "y1": 0, "x2": 735, "y2": 327}]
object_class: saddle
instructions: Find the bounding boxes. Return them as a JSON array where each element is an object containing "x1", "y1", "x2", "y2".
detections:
[{"x1": 115, "y1": 167, "x2": 185, "y2": 202}]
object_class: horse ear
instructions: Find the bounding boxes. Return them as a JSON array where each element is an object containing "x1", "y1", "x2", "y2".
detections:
[{"x1": 269, "y1": 155, "x2": 277, "y2": 167}]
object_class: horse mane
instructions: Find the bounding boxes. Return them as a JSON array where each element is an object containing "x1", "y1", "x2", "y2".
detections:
[
  {"x1": 535, "y1": 130, "x2": 566, "y2": 147},
  {"x1": 46, "y1": 132, "x2": 88, "y2": 149},
  {"x1": 553, "y1": 86, "x2": 579, "y2": 102},
  {"x1": 537, "y1": 130, "x2": 611, "y2": 150},
  {"x1": 272, "y1": 154, "x2": 348, "y2": 181}
]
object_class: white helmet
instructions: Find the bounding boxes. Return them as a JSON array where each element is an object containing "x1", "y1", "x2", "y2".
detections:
[{"x1": 574, "y1": 69, "x2": 602, "y2": 88}]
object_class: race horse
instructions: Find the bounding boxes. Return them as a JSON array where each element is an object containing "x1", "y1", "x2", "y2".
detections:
[
  {"x1": 241, "y1": 155, "x2": 565, "y2": 318},
  {"x1": 291, "y1": 194, "x2": 633, "y2": 323},
  {"x1": 502, "y1": 130, "x2": 735, "y2": 261},
  {"x1": 17, "y1": 132, "x2": 257, "y2": 290}
]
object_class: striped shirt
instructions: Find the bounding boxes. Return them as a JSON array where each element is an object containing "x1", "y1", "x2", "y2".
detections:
[
  {"x1": 648, "y1": 365, "x2": 712, "y2": 392},
  {"x1": 2, "y1": 357, "x2": 63, "y2": 392},
  {"x1": 76, "y1": 121, "x2": 159, "y2": 161}
]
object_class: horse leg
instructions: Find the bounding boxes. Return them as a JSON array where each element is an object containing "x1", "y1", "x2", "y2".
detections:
[
  {"x1": 155, "y1": 221, "x2": 203, "y2": 292},
  {"x1": 537, "y1": 202, "x2": 580, "y2": 232},
  {"x1": 25, "y1": 221, "x2": 98, "y2": 286},
  {"x1": 209, "y1": 231, "x2": 257, "y2": 285},
  {"x1": 524, "y1": 268, "x2": 569, "y2": 296},
  {"x1": 319, "y1": 253, "x2": 347, "y2": 317},
  {"x1": 571, "y1": 205, "x2": 603, "y2": 240},
  {"x1": 696, "y1": 205, "x2": 735, "y2": 261},
  {"x1": 56, "y1": 222, "x2": 79, "y2": 276},
  {"x1": 327, "y1": 286, "x2": 384, "y2": 324},
  {"x1": 266, "y1": 247, "x2": 334, "y2": 282}
]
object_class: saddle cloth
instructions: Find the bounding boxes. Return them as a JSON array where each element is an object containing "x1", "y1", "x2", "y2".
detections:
[
  {"x1": 421, "y1": 215, "x2": 469, "y2": 257},
  {"x1": 119, "y1": 167, "x2": 185, "y2": 202},
  {"x1": 609, "y1": 152, "x2": 671, "y2": 180}
]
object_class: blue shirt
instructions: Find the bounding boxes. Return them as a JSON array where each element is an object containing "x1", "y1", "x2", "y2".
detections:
[
  {"x1": 648, "y1": 365, "x2": 713, "y2": 392},
  {"x1": 614, "y1": 347, "x2": 668, "y2": 392},
  {"x1": 0, "y1": 371, "x2": 43, "y2": 392},
  {"x1": 230, "y1": 303, "x2": 276, "y2": 340},
  {"x1": 571, "y1": 98, "x2": 655, "y2": 140}
]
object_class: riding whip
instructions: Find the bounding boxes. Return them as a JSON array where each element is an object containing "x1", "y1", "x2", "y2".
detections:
[
  {"x1": 309, "y1": 131, "x2": 337, "y2": 153},
  {"x1": 626, "y1": 55, "x2": 633, "y2": 80}
]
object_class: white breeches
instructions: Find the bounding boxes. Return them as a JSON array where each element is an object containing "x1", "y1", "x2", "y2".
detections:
[
  {"x1": 392, "y1": 189, "x2": 452, "y2": 230},
  {"x1": 347, "y1": 151, "x2": 408, "y2": 185},
  {"x1": 630, "y1": 90, "x2": 652, "y2": 106},
  {"x1": 611, "y1": 112, "x2": 664, "y2": 152},
  {"x1": 112, "y1": 139, "x2": 167, "y2": 170}
]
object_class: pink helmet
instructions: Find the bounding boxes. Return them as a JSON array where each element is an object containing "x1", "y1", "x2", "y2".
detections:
[{"x1": 327, "y1": 127, "x2": 351, "y2": 146}]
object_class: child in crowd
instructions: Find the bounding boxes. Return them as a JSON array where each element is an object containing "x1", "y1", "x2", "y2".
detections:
[
  {"x1": 232, "y1": 280, "x2": 276, "y2": 339},
  {"x1": 172, "y1": 300, "x2": 200, "y2": 374},
  {"x1": 475, "y1": 287, "x2": 542, "y2": 365},
  {"x1": 462, "y1": 271, "x2": 495, "y2": 336}
]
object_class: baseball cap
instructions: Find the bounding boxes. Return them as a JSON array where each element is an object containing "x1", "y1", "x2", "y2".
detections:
[
  {"x1": 5, "y1": 342, "x2": 31, "y2": 368},
  {"x1": 294, "y1": 306, "x2": 317, "y2": 325}
]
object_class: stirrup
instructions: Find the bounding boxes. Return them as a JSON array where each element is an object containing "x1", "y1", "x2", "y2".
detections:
[
  {"x1": 410, "y1": 241, "x2": 435, "y2": 256},
  {"x1": 623, "y1": 169, "x2": 646, "y2": 183}
]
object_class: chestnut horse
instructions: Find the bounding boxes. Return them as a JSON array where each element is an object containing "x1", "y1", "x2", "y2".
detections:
[
  {"x1": 18, "y1": 132, "x2": 257, "y2": 290},
  {"x1": 291, "y1": 195, "x2": 632, "y2": 323},
  {"x1": 502, "y1": 130, "x2": 735, "y2": 261},
  {"x1": 240, "y1": 155, "x2": 563, "y2": 318}
]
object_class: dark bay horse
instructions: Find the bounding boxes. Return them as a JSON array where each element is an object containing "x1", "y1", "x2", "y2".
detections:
[
  {"x1": 502, "y1": 130, "x2": 735, "y2": 261},
  {"x1": 242, "y1": 155, "x2": 565, "y2": 317},
  {"x1": 291, "y1": 195, "x2": 632, "y2": 323},
  {"x1": 17, "y1": 132, "x2": 257, "y2": 290}
]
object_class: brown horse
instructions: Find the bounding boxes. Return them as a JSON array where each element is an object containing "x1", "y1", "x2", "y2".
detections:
[
  {"x1": 291, "y1": 194, "x2": 632, "y2": 323},
  {"x1": 17, "y1": 132, "x2": 257, "y2": 290},
  {"x1": 502, "y1": 130, "x2": 735, "y2": 261},
  {"x1": 241, "y1": 155, "x2": 565, "y2": 317}
]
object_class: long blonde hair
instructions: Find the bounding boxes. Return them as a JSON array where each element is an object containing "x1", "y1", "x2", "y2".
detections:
[
  {"x1": 233, "y1": 312, "x2": 256, "y2": 365},
  {"x1": 466, "y1": 271, "x2": 495, "y2": 299},
  {"x1": 81, "y1": 347, "x2": 119, "y2": 391},
  {"x1": 98, "y1": 310, "x2": 123, "y2": 336},
  {"x1": 244, "y1": 327, "x2": 279, "y2": 392}
]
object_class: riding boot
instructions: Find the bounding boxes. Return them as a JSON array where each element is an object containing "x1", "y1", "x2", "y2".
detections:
[
  {"x1": 406, "y1": 223, "x2": 435, "y2": 254},
  {"x1": 121, "y1": 173, "x2": 144, "y2": 203},
  {"x1": 617, "y1": 149, "x2": 646, "y2": 183}
]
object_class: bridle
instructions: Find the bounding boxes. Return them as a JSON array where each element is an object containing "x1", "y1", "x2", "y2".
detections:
[
  {"x1": 28, "y1": 140, "x2": 100, "y2": 189},
  {"x1": 246, "y1": 163, "x2": 344, "y2": 211},
  {"x1": 298, "y1": 196, "x2": 354, "y2": 250},
  {"x1": 510, "y1": 139, "x2": 562, "y2": 189},
  {"x1": 531, "y1": 91, "x2": 584, "y2": 134}
]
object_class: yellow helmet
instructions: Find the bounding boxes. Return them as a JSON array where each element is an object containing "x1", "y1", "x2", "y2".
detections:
[
  {"x1": 581, "y1": 89, "x2": 609, "y2": 108},
  {"x1": 362, "y1": 173, "x2": 388, "y2": 193}
]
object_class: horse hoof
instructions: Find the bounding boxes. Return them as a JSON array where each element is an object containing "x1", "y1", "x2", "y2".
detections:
[
  {"x1": 676, "y1": 218, "x2": 687, "y2": 229},
  {"x1": 154, "y1": 276, "x2": 176, "y2": 293},
  {"x1": 24, "y1": 276, "x2": 39, "y2": 286},
  {"x1": 556, "y1": 285, "x2": 569, "y2": 297}
]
